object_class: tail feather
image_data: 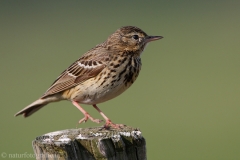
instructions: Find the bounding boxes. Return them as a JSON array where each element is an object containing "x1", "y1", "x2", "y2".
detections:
[{"x1": 15, "y1": 99, "x2": 49, "y2": 117}]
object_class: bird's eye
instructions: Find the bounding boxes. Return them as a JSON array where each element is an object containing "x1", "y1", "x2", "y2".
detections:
[{"x1": 132, "y1": 35, "x2": 139, "y2": 40}]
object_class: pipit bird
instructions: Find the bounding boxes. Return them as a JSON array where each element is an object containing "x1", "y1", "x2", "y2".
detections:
[{"x1": 15, "y1": 26, "x2": 163, "y2": 128}]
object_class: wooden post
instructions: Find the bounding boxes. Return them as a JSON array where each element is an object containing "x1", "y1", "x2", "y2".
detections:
[{"x1": 32, "y1": 126, "x2": 146, "y2": 160}]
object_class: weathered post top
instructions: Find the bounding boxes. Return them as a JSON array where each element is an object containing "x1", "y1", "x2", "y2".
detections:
[{"x1": 32, "y1": 126, "x2": 146, "y2": 160}]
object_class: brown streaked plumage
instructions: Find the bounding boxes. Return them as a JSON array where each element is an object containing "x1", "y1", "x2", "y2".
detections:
[{"x1": 15, "y1": 26, "x2": 163, "y2": 128}]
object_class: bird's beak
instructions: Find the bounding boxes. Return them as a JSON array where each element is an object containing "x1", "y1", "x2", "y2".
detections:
[{"x1": 145, "y1": 36, "x2": 163, "y2": 43}]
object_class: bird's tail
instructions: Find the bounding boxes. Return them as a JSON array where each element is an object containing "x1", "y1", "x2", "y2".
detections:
[
  {"x1": 14, "y1": 98, "x2": 49, "y2": 117},
  {"x1": 15, "y1": 95, "x2": 61, "y2": 117}
]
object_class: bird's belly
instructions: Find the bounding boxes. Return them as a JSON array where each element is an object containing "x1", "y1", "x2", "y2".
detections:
[
  {"x1": 71, "y1": 78, "x2": 132, "y2": 104},
  {"x1": 71, "y1": 73, "x2": 139, "y2": 104}
]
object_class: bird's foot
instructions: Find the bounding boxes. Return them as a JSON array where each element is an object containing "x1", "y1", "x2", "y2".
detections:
[
  {"x1": 78, "y1": 113, "x2": 103, "y2": 124},
  {"x1": 104, "y1": 119, "x2": 125, "y2": 129}
]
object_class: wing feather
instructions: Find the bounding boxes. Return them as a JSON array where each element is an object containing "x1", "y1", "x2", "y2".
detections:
[{"x1": 41, "y1": 45, "x2": 109, "y2": 98}]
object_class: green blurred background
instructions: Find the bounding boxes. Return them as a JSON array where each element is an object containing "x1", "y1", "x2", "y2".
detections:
[{"x1": 1, "y1": 0, "x2": 240, "y2": 159}]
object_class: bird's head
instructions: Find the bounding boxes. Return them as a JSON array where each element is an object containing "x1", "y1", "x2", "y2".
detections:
[{"x1": 106, "y1": 26, "x2": 163, "y2": 53}]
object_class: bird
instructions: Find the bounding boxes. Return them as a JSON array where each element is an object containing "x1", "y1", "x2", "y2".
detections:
[{"x1": 15, "y1": 26, "x2": 163, "y2": 128}]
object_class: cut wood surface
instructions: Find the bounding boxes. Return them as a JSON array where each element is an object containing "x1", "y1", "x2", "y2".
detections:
[{"x1": 32, "y1": 126, "x2": 146, "y2": 160}]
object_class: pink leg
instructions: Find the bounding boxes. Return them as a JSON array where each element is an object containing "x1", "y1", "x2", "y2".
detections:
[
  {"x1": 93, "y1": 104, "x2": 124, "y2": 128},
  {"x1": 72, "y1": 101, "x2": 102, "y2": 124}
]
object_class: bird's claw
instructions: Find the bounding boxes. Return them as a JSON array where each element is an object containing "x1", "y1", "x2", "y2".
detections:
[
  {"x1": 104, "y1": 119, "x2": 125, "y2": 129},
  {"x1": 78, "y1": 113, "x2": 103, "y2": 124}
]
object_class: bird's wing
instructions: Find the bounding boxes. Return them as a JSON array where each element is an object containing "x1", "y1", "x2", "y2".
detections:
[{"x1": 41, "y1": 46, "x2": 109, "y2": 98}]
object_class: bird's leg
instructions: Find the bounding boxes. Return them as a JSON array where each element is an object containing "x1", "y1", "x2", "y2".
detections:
[
  {"x1": 93, "y1": 104, "x2": 125, "y2": 129},
  {"x1": 72, "y1": 101, "x2": 102, "y2": 124}
]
